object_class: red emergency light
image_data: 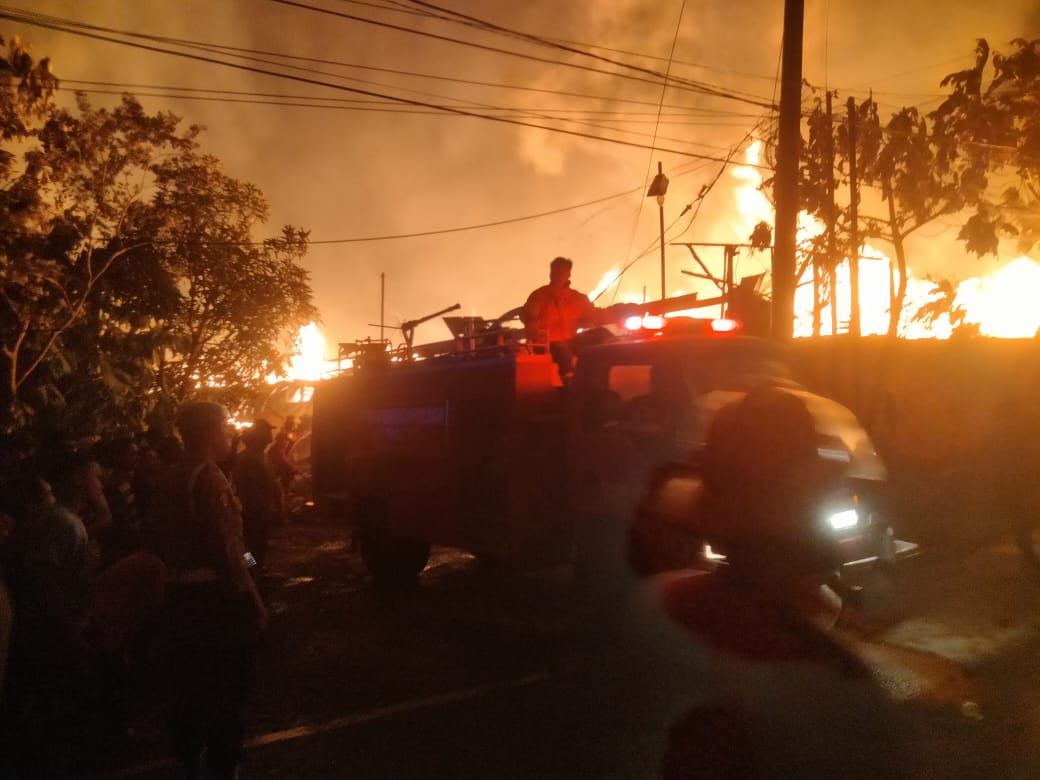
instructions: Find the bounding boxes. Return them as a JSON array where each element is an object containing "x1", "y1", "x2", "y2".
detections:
[{"x1": 624, "y1": 315, "x2": 743, "y2": 336}]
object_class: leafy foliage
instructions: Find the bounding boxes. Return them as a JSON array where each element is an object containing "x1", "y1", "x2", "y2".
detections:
[
  {"x1": 0, "y1": 35, "x2": 317, "y2": 436},
  {"x1": 932, "y1": 38, "x2": 1040, "y2": 255},
  {"x1": 145, "y1": 151, "x2": 317, "y2": 406},
  {"x1": 789, "y1": 36, "x2": 1040, "y2": 337}
]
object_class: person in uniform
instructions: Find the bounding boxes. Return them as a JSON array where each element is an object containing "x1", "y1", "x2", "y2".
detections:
[
  {"x1": 155, "y1": 401, "x2": 267, "y2": 780},
  {"x1": 523, "y1": 256, "x2": 625, "y2": 381},
  {"x1": 521, "y1": 256, "x2": 599, "y2": 347}
]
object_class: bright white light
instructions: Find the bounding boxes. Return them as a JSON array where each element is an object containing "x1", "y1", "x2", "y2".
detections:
[
  {"x1": 828, "y1": 509, "x2": 859, "y2": 530},
  {"x1": 642, "y1": 315, "x2": 665, "y2": 330},
  {"x1": 703, "y1": 544, "x2": 727, "y2": 561},
  {"x1": 817, "y1": 447, "x2": 851, "y2": 463},
  {"x1": 624, "y1": 315, "x2": 643, "y2": 330},
  {"x1": 710, "y1": 318, "x2": 741, "y2": 333}
]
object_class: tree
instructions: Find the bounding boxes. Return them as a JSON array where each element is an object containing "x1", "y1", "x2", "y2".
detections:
[
  {"x1": 0, "y1": 35, "x2": 318, "y2": 433},
  {"x1": 0, "y1": 94, "x2": 198, "y2": 428},
  {"x1": 789, "y1": 36, "x2": 1039, "y2": 338},
  {"x1": 932, "y1": 38, "x2": 1040, "y2": 256},
  {"x1": 0, "y1": 34, "x2": 58, "y2": 172},
  {"x1": 144, "y1": 151, "x2": 317, "y2": 409}
]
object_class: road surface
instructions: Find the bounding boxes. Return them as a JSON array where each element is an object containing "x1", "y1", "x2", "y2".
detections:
[{"x1": 100, "y1": 520, "x2": 1040, "y2": 779}]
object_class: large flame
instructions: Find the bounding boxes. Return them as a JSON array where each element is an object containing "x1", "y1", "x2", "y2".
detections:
[
  {"x1": 270, "y1": 322, "x2": 336, "y2": 383},
  {"x1": 955, "y1": 257, "x2": 1040, "y2": 337},
  {"x1": 730, "y1": 144, "x2": 1040, "y2": 339}
]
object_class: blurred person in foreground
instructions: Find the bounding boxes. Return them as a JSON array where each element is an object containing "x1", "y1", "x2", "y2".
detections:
[
  {"x1": 4, "y1": 450, "x2": 168, "y2": 772},
  {"x1": 154, "y1": 401, "x2": 267, "y2": 780},
  {"x1": 657, "y1": 387, "x2": 910, "y2": 779},
  {"x1": 0, "y1": 507, "x2": 17, "y2": 766}
]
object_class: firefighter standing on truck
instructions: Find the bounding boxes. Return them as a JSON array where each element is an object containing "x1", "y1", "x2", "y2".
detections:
[
  {"x1": 523, "y1": 256, "x2": 611, "y2": 380},
  {"x1": 155, "y1": 401, "x2": 268, "y2": 780},
  {"x1": 522, "y1": 256, "x2": 598, "y2": 345}
]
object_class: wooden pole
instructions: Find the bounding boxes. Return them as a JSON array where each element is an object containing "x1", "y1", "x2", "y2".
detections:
[
  {"x1": 847, "y1": 96, "x2": 861, "y2": 337},
  {"x1": 771, "y1": 0, "x2": 804, "y2": 340},
  {"x1": 824, "y1": 91, "x2": 838, "y2": 337}
]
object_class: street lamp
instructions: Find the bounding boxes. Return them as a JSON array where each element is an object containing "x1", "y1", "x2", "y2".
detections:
[{"x1": 647, "y1": 161, "x2": 669, "y2": 299}]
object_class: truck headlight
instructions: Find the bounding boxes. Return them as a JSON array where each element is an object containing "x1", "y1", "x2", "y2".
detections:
[{"x1": 827, "y1": 508, "x2": 859, "y2": 530}]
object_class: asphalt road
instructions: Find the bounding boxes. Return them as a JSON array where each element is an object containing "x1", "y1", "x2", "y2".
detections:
[{"x1": 99, "y1": 519, "x2": 1040, "y2": 780}]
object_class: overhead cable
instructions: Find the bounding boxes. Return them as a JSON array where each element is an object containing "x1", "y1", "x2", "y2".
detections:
[
  {"x1": 398, "y1": 0, "x2": 775, "y2": 109},
  {"x1": 270, "y1": 0, "x2": 777, "y2": 110},
  {"x1": 0, "y1": 7, "x2": 768, "y2": 165}
]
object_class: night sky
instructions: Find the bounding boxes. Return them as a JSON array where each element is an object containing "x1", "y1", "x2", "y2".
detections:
[{"x1": 5, "y1": 1, "x2": 1038, "y2": 349}]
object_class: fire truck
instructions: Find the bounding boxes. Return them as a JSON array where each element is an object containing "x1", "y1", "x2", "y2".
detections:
[{"x1": 311, "y1": 301, "x2": 907, "y2": 588}]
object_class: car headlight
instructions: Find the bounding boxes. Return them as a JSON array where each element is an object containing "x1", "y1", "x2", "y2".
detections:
[{"x1": 827, "y1": 508, "x2": 859, "y2": 530}]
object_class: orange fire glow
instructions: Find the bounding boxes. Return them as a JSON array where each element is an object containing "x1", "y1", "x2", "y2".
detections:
[
  {"x1": 730, "y1": 143, "x2": 1040, "y2": 339},
  {"x1": 269, "y1": 322, "x2": 338, "y2": 383}
]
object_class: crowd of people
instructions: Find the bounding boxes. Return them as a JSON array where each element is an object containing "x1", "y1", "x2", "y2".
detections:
[{"x1": 0, "y1": 408, "x2": 305, "y2": 779}]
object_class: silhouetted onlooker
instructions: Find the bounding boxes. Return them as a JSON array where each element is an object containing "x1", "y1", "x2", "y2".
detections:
[
  {"x1": 2, "y1": 464, "x2": 99, "y2": 775},
  {"x1": 266, "y1": 427, "x2": 297, "y2": 495},
  {"x1": 94, "y1": 437, "x2": 144, "y2": 564},
  {"x1": 233, "y1": 419, "x2": 282, "y2": 567},
  {"x1": 154, "y1": 401, "x2": 267, "y2": 780}
]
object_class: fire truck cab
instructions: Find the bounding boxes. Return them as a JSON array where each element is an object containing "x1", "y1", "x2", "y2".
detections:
[{"x1": 312, "y1": 320, "x2": 899, "y2": 587}]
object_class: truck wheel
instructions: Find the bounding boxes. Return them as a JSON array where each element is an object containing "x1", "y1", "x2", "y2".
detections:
[{"x1": 358, "y1": 523, "x2": 431, "y2": 589}]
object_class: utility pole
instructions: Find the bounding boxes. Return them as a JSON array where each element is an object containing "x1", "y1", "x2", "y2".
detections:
[
  {"x1": 647, "y1": 162, "x2": 670, "y2": 300},
  {"x1": 771, "y1": 0, "x2": 804, "y2": 340},
  {"x1": 847, "y1": 96, "x2": 861, "y2": 337},
  {"x1": 722, "y1": 245, "x2": 737, "y2": 317}
]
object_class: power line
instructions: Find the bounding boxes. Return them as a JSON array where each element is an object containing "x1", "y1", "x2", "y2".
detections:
[
  {"x1": 360, "y1": 0, "x2": 783, "y2": 85},
  {"x1": 65, "y1": 85, "x2": 755, "y2": 131},
  {"x1": 620, "y1": 0, "x2": 687, "y2": 299},
  {"x1": 308, "y1": 154, "x2": 721, "y2": 244},
  {"x1": 66, "y1": 37, "x2": 765, "y2": 118},
  {"x1": 603, "y1": 125, "x2": 764, "y2": 303},
  {"x1": 0, "y1": 7, "x2": 768, "y2": 165},
  {"x1": 2, "y1": 156, "x2": 719, "y2": 246},
  {"x1": 6, "y1": 2, "x2": 772, "y2": 112},
  {"x1": 544, "y1": 37, "x2": 780, "y2": 84},
  {"x1": 116, "y1": 37, "x2": 750, "y2": 150},
  {"x1": 309, "y1": 179, "x2": 660, "y2": 244},
  {"x1": 269, "y1": 0, "x2": 703, "y2": 96},
  {"x1": 397, "y1": 0, "x2": 776, "y2": 110},
  {"x1": 270, "y1": 0, "x2": 777, "y2": 110}
]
